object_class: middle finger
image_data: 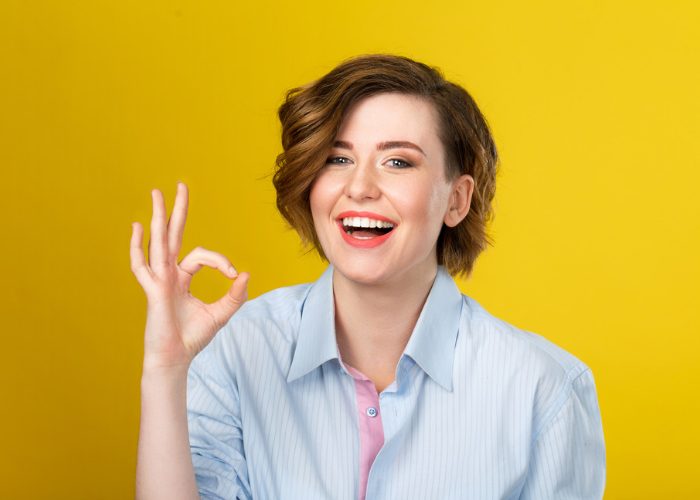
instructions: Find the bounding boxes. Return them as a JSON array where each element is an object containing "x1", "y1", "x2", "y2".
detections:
[{"x1": 167, "y1": 182, "x2": 189, "y2": 261}]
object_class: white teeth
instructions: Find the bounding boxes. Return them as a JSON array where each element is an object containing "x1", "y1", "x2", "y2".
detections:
[{"x1": 341, "y1": 217, "x2": 395, "y2": 229}]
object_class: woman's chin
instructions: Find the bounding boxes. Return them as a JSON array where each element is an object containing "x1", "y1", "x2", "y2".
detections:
[{"x1": 331, "y1": 261, "x2": 392, "y2": 287}]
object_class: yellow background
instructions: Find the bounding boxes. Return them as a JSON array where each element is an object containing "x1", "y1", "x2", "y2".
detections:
[{"x1": 2, "y1": 0, "x2": 698, "y2": 498}]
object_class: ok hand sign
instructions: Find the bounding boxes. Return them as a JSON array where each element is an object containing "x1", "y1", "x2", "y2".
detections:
[{"x1": 130, "y1": 182, "x2": 249, "y2": 371}]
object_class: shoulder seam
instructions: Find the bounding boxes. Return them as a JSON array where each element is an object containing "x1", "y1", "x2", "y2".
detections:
[{"x1": 531, "y1": 367, "x2": 592, "y2": 444}]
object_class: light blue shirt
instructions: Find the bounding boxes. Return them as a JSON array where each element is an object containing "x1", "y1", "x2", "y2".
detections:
[{"x1": 187, "y1": 265, "x2": 606, "y2": 499}]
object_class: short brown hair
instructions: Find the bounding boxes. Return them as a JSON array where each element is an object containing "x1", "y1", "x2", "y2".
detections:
[{"x1": 273, "y1": 54, "x2": 499, "y2": 277}]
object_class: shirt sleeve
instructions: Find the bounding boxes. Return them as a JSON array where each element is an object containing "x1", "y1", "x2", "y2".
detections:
[
  {"x1": 187, "y1": 337, "x2": 252, "y2": 500},
  {"x1": 519, "y1": 368, "x2": 606, "y2": 500}
]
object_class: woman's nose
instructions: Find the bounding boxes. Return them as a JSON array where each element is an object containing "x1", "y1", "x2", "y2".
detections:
[{"x1": 343, "y1": 163, "x2": 380, "y2": 200}]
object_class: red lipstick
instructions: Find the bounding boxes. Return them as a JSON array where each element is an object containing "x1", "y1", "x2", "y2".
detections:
[
  {"x1": 336, "y1": 211, "x2": 397, "y2": 223},
  {"x1": 335, "y1": 211, "x2": 398, "y2": 249}
]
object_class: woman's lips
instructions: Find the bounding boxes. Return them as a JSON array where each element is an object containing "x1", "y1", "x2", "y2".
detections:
[
  {"x1": 336, "y1": 210, "x2": 397, "y2": 224},
  {"x1": 336, "y1": 220, "x2": 395, "y2": 248}
]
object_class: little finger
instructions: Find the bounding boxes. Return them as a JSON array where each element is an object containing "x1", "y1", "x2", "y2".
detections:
[{"x1": 130, "y1": 222, "x2": 153, "y2": 286}]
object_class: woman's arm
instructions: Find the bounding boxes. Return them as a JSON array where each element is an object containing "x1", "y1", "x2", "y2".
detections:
[
  {"x1": 137, "y1": 365, "x2": 198, "y2": 499},
  {"x1": 519, "y1": 368, "x2": 606, "y2": 499},
  {"x1": 131, "y1": 184, "x2": 249, "y2": 499}
]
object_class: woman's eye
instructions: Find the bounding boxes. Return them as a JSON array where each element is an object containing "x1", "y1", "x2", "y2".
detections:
[
  {"x1": 387, "y1": 158, "x2": 412, "y2": 168},
  {"x1": 326, "y1": 156, "x2": 351, "y2": 165}
]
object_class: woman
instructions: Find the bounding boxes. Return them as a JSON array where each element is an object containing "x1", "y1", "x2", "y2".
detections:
[{"x1": 132, "y1": 54, "x2": 605, "y2": 499}]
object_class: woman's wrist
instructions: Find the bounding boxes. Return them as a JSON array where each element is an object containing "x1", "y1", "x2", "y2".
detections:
[{"x1": 141, "y1": 359, "x2": 190, "y2": 384}]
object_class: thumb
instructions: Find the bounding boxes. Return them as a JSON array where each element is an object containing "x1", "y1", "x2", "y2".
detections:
[{"x1": 208, "y1": 272, "x2": 250, "y2": 327}]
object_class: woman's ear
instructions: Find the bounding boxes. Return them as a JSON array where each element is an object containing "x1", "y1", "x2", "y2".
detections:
[{"x1": 444, "y1": 174, "x2": 475, "y2": 227}]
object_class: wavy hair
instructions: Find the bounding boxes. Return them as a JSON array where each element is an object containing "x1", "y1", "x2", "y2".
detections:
[{"x1": 273, "y1": 53, "x2": 499, "y2": 277}]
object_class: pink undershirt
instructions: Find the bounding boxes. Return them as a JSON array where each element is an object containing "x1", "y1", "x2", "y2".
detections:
[{"x1": 338, "y1": 357, "x2": 386, "y2": 500}]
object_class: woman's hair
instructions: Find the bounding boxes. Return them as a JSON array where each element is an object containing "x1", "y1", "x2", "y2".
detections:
[{"x1": 273, "y1": 53, "x2": 499, "y2": 277}]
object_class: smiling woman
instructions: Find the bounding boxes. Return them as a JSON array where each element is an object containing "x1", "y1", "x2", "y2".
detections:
[
  {"x1": 309, "y1": 92, "x2": 473, "y2": 286},
  {"x1": 274, "y1": 55, "x2": 498, "y2": 279},
  {"x1": 133, "y1": 54, "x2": 606, "y2": 500}
]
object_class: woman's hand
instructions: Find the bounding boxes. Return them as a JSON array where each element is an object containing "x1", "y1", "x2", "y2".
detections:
[{"x1": 130, "y1": 182, "x2": 249, "y2": 372}]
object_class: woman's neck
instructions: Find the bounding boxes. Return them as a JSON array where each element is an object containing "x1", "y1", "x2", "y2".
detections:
[{"x1": 332, "y1": 261, "x2": 438, "y2": 384}]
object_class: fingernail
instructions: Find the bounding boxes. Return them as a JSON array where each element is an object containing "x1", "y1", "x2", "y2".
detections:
[{"x1": 229, "y1": 266, "x2": 237, "y2": 276}]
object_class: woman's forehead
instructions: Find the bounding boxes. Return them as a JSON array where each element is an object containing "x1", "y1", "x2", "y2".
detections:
[{"x1": 335, "y1": 93, "x2": 442, "y2": 151}]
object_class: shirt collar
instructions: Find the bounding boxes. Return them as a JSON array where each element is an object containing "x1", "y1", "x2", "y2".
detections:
[
  {"x1": 286, "y1": 264, "x2": 463, "y2": 392},
  {"x1": 403, "y1": 266, "x2": 463, "y2": 391},
  {"x1": 287, "y1": 265, "x2": 338, "y2": 384}
]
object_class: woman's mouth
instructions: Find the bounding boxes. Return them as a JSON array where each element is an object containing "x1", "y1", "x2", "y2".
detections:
[
  {"x1": 335, "y1": 214, "x2": 397, "y2": 248},
  {"x1": 342, "y1": 216, "x2": 394, "y2": 237}
]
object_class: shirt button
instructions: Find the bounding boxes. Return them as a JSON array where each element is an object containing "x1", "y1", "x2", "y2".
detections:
[{"x1": 366, "y1": 407, "x2": 378, "y2": 417}]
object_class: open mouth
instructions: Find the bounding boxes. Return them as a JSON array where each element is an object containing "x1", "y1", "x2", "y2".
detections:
[{"x1": 339, "y1": 216, "x2": 395, "y2": 239}]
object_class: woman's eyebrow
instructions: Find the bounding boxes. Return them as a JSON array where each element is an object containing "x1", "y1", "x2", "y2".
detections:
[
  {"x1": 332, "y1": 140, "x2": 426, "y2": 157},
  {"x1": 332, "y1": 140, "x2": 354, "y2": 150},
  {"x1": 378, "y1": 141, "x2": 426, "y2": 157}
]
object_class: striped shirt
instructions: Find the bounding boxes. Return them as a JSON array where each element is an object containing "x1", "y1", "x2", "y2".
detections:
[{"x1": 187, "y1": 265, "x2": 606, "y2": 499}]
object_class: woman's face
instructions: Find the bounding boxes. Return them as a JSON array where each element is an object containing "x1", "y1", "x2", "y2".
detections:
[{"x1": 309, "y1": 92, "x2": 473, "y2": 286}]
